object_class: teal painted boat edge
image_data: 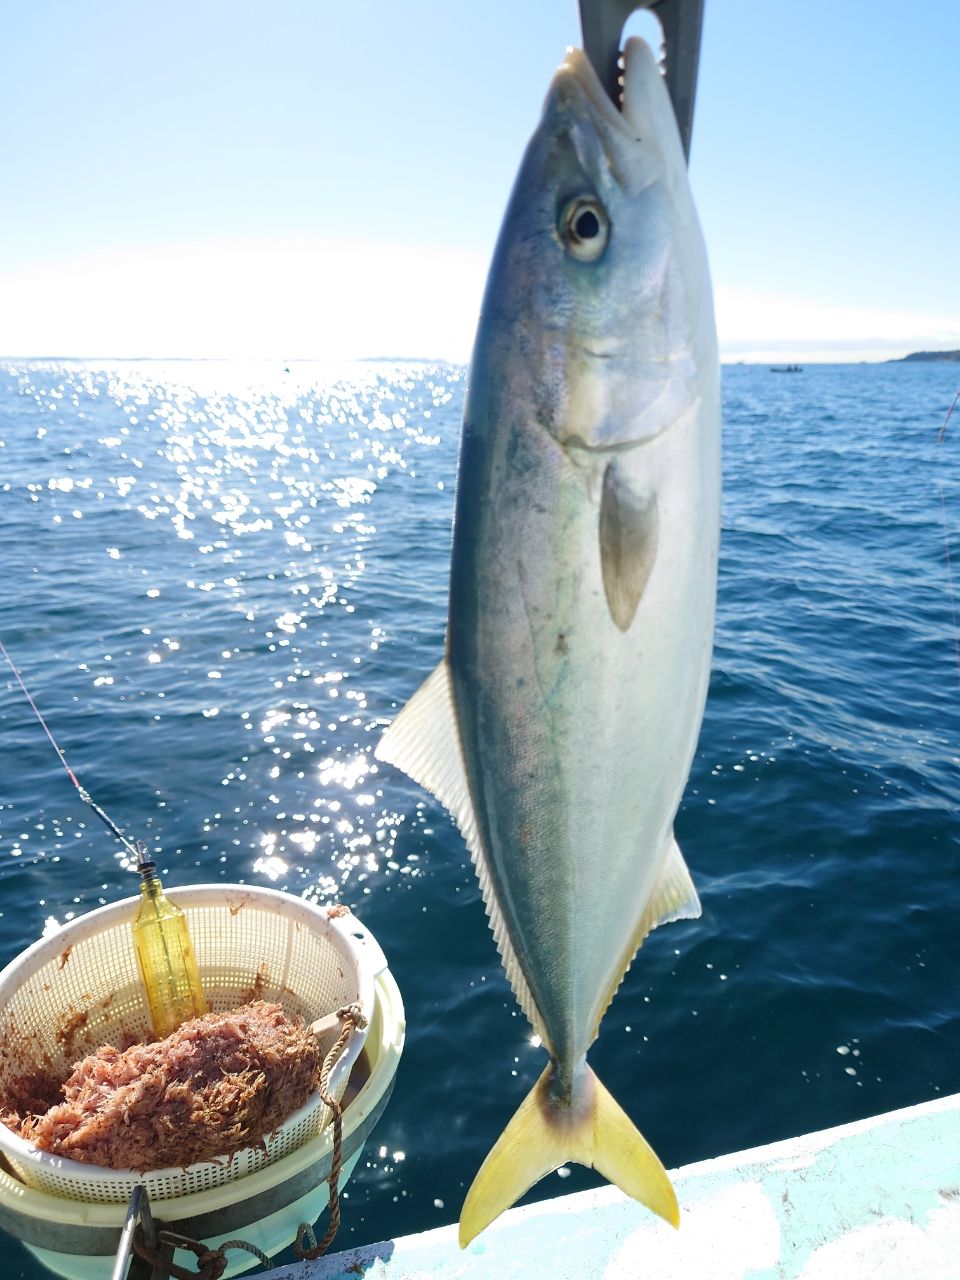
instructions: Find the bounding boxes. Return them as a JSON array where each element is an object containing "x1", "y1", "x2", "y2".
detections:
[{"x1": 269, "y1": 1093, "x2": 960, "y2": 1279}]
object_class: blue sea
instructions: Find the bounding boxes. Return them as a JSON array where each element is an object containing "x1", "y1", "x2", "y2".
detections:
[{"x1": 0, "y1": 358, "x2": 957, "y2": 1274}]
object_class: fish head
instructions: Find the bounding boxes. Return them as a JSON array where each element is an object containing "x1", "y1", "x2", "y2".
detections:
[{"x1": 481, "y1": 37, "x2": 715, "y2": 454}]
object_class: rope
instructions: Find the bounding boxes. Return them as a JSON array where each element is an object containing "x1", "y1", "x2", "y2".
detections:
[
  {"x1": 213, "y1": 1240, "x2": 273, "y2": 1269},
  {"x1": 125, "y1": 1003, "x2": 367, "y2": 1277},
  {"x1": 131, "y1": 1228, "x2": 272, "y2": 1280},
  {"x1": 131, "y1": 1230, "x2": 225, "y2": 1280},
  {"x1": 294, "y1": 1002, "x2": 368, "y2": 1261}
]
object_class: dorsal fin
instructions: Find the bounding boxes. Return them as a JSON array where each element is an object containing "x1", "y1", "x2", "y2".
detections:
[
  {"x1": 375, "y1": 660, "x2": 549, "y2": 1044},
  {"x1": 375, "y1": 660, "x2": 474, "y2": 834}
]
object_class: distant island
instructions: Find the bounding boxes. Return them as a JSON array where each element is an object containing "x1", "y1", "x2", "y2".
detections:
[{"x1": 892, "y1": 350, "x2": 960, "y2": 363}]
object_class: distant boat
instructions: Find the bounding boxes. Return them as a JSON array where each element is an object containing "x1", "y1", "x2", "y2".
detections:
[{"x1": 770, "y1": 364, "x2": 803, "y2": 373}]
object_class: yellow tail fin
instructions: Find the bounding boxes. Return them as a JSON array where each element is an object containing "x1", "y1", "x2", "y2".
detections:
[{"x1": 459, "y1": 1062, "x2": 679, "y2": 1247}]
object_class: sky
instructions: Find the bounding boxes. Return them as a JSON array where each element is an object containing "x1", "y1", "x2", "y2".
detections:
[{"x1": 1, "y1": 0, "x2": 958, "y2": 363}]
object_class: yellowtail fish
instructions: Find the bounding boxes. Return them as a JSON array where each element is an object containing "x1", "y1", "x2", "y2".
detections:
[{"x1": 377, "y1": 35, "x2": 720, "y2": 1245}]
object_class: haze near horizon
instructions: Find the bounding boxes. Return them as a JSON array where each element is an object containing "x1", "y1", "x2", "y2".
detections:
[{"x1": 1, "y1": 1, "x2": 958, "y2": 364}]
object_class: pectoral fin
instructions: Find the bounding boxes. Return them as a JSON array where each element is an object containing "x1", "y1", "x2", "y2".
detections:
[{"x1": 599, "y1": 461, "x2": 658, "y2": 632}]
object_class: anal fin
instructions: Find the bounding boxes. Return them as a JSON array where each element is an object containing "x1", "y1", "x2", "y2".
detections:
[
  {"x1": 640, "y1": 835, "x2": 702, "y2": 938},
  {"x1": 592, "y1": 836, "x2": 701, "y2": 1040}
]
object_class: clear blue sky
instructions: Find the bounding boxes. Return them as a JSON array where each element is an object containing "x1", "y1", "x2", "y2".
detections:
[{"x1": 2, "y1": 0, "x2": 958, "y2": 361}]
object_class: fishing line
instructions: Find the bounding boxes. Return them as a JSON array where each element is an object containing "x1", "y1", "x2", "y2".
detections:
[
  {"x1": 937, "y1": 388, "x2": 959, "y2": 447},
  {"x1": 0, "y1": 637, "x2": 144, "y2": 862},
  {"x1": 936, "y1": 391, "x2": 960, "y2": 687}
]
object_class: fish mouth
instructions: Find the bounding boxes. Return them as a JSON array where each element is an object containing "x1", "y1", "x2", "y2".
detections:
[{"x1": 554, "y1": 38, "x2": 657, "y2": 142}]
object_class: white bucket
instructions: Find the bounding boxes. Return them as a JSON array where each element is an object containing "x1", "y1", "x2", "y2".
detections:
[
  {"x1": 0, "y1": 922, "x2": 405, "y2": 1279},
  {"x1": 0, "y1": 886, "x2": 381, "y2": 1202}
]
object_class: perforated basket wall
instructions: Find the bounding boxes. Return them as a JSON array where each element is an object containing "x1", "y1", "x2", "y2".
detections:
[{"x1": 0, "y1": 885, "x2": 376, "y2": 1203}]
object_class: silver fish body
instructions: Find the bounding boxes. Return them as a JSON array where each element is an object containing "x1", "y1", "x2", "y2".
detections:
[{"x1": 377, "y1": 36, "x2": 720, "y2": 1242}]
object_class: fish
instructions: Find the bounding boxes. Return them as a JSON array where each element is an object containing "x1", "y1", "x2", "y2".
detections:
[{"x1": 375, "y1": 35, "x2": 721, "y2": 1244}]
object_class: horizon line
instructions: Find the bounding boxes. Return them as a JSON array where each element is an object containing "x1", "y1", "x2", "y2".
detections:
[{"x1": 2, "y1": 353, "x2": 955, "y2": 367}]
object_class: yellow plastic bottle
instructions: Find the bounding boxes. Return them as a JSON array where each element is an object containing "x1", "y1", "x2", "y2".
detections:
[{"x1": 132, "y1": 849, "x2": 207, "y2": 1039}]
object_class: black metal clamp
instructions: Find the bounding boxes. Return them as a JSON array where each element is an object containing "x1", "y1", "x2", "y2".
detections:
[{"x1": 577, "y1": 0, "x2": 705, "y2": 160}]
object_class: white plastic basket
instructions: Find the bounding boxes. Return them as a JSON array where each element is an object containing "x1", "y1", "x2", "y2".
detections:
[{"x1": 0, "y1": 884, "x2": 379, "y2": 1204}]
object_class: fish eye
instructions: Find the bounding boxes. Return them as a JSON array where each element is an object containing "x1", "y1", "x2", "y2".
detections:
[{"x1": 558, "y1": 197, "x2": 609, "y2": 262}]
